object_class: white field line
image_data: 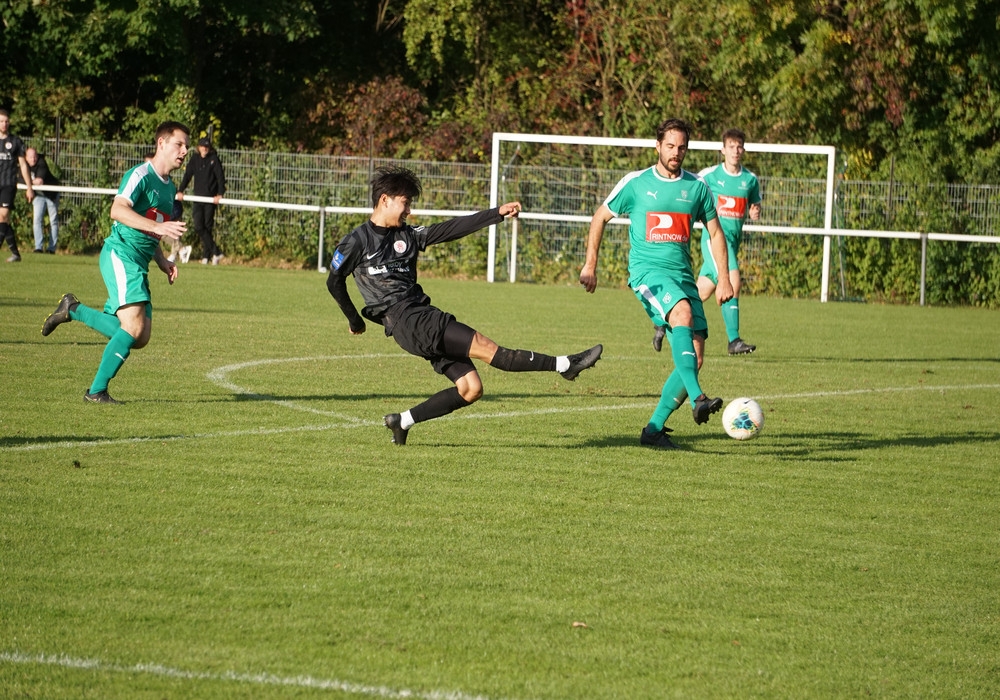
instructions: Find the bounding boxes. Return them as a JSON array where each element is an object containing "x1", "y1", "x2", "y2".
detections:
[
  {"x1": 4, "y1": 352, "x2": 999, "y2": 453},
  {"x1": 0, "y1": 651, "x2": 496, "y2": 700}
]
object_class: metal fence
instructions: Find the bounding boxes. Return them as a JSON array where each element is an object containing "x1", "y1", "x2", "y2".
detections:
[{"x1": 23, "y1": 138, "x2": 1000, "y2": 295}]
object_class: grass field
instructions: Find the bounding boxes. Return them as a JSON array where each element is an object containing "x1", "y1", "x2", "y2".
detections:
[{"x1": 2, "y1": 254, "x2": 999, "y2": 699}]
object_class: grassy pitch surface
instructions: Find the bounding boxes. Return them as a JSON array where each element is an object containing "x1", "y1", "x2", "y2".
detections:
[{"x1": 2, "y1": 255, "x2": 998, "y2": 698}]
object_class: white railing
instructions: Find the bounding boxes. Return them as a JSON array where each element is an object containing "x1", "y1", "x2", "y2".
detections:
[{"x1": 22, "y1": 181, "x2": 999, "y2": 306}]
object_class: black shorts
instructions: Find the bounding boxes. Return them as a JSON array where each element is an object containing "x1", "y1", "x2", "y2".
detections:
[
  {"x1": 0, "y1": 186, "x2": 16, "y2": 209},
  {"x1": 388, "y1": 303, "x2": 475, "y2": 379}
]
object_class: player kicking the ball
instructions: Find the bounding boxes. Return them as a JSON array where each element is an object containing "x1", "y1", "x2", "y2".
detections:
[
  {"x1": 326, "y1": 165, "x2": 603, "y2": 445},
  {"x1": 580, "y1": 117, "x2": 732, "y2": 450},
  {"x1": 41, "y1": 121, "x2": 189, "y2": 404}
]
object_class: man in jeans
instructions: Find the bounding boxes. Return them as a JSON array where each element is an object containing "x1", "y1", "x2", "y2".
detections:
[{"x1": 26, "y1": 147, "x2": 60, "y2": 254}]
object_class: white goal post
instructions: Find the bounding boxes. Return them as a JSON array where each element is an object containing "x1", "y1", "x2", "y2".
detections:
[{"x1": 488, "y1": 132, "x2": 838, "y2": 300}]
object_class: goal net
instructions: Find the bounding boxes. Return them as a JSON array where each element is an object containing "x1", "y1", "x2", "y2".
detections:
[{"x1": 487, "y1": 133, "x2": 837, "y2": 299}]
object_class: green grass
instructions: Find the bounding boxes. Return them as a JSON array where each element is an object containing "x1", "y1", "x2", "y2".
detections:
[{"x1": 2, "y1": 254, "x2": 999, "y2": 699}]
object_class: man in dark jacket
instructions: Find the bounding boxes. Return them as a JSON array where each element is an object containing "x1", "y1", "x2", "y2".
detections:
[
  {"x1": 26, "y1": 147, "x2": 61, "y2": 253},
  {"x1": 177, "y1": 136, "x2": 226, "y2": 264}
]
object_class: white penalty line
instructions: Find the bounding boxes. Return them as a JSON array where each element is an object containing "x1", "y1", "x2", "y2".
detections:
[
  {"x1": 0, "y1": 651, "x2": 496, "y2": 700},
  {"x1": 4, "y1": 383, "x2": 999, "y2": 454}
]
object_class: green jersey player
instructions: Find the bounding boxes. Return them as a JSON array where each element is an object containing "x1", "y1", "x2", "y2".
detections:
[
  {"x1": 653, "y1": 128, "x2": 761, "y2": 355},
  {"x1": 581, "y1": 118, "x2": 734, "y2": 450},
  {"x1": 41, "y1": 121, "x2": 190, "y2": 404}
]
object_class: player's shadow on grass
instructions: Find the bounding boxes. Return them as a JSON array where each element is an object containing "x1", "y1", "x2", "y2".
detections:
[
  {"x1": 4, "y1": 339, "x2": 110, "y2": 347},
  {"x1": 749, "y1": 356, "x2": 1000, "y2": 365},
  {"x1": 565, "y1": 429, "x2": 1000, "y2": 454},
  {"x1": 757, "y1": 430, "x2": 1000, "y2": 458},
  {"x1": 0, "y1": 435, "x2": 115, "y2": 449},
  {"x1": 230, "y1": 390, "x2": 621, "y2": 403}
]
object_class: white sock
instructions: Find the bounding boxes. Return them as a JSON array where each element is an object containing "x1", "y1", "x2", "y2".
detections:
[
  {"x1": 400, "y1": 410, "x2": 415, "y2": 429},
  {"x1": 556, "y1": 356, "x2": 570, "y2": 373}
]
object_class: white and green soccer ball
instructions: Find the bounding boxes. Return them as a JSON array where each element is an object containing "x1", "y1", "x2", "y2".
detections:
[{"x1": 722, "y1": 397, "x2": 764, "y2": 440}]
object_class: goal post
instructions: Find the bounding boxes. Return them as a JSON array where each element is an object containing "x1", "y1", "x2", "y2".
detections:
[{"x1": 488, "y1": 132, "x2": 838, "y2": 300}]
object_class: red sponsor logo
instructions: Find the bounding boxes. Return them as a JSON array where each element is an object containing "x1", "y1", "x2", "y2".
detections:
[
  {"x1": 140, "y1": 206, "x2": 170, "y2": 239},
  {"x1": 646, "y1": 211, "x2": 691, "y2": 243},
  {"x1": 716, "y1": 195, "x2": 747, "y2": 218}
]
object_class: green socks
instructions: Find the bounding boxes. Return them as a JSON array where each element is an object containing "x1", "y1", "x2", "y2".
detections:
[
  {"x1": 721, "y1": 298, "x2": 740, "y2": 343},
  {"x1": 648, "y1": 370, "x2": 688, "y2": 430},
  {"x1": 89, "y1": 328, "x2": 136, "y2": 394},
  {"x1": 70, "y1": 304, "x2": 121, "y2": 339},
  {"x1": 668, "y1": 326, "x2": 704, "y2": 408}
]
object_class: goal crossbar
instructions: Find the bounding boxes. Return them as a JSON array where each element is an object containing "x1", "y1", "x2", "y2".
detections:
[{"x1": 488, "y1": 132, "x2": 838, "y2": 300}]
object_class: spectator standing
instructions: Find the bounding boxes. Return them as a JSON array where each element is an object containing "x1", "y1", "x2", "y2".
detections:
[
  {"x1": 177, "y1": 136, "x2": 226, "y2": 264},
  {"x1": 25, "y1": 147, "x2": 60, "y2": 253},
  {"x1": 0, "y1": 109, "x2": 35, "y2": 262}
]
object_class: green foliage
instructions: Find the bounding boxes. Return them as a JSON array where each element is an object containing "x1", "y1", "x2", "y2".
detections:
[{"x1": 4, "y1": 0, "x2": 1000, "y2": 185}]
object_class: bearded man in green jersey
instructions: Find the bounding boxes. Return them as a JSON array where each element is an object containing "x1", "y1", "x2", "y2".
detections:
[
  {"x1": 41, "y1": 121, "x2": 190, "y2": 404},
  {"x1": 580, "y1": 117, "x2": 734, "y2": 450},
  {"x1": 653, "y1": 127, "x2": 762, "y2": 356}
]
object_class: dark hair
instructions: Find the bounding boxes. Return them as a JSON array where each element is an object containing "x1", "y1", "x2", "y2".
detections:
[
  {"x1": 0, "y1": 109, "x2": 9, "y2": 118},
  {"x1": 721, "y1": 128, "x2": 747, "y2": 146},
  {"x1": 370, "y1": 165, "x2": 422, "y2": 208},
  {"x1": 656, "y1": 118, "x2": 692, "y2": 144},
  {"x1": 154, "y1": 121, "x2": 190, "y2": 143}
]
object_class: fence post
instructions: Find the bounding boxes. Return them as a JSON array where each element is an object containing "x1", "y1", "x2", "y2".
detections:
[{"x1": 920, "y1": 234, "x2": 927, "y2": 306}]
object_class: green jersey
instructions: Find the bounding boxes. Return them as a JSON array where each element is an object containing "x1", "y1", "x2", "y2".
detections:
[
  {"x1": 106, "y1": 161, "x2": 178, "y2": 265},
  {"x1": 604, "y1": 166, "x2": 718, "y2": 282},
  {"x1": 696, "y1": 163, "x2": 761, "y2": 244}
]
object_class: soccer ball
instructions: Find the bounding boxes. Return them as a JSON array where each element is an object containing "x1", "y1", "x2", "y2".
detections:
[{"x1": 722, "y1": 397, "x2": 764, "y2": 440}]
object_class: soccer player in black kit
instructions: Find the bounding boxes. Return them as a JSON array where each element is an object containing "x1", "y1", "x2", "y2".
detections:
[
  {"x1": 0, "y1": 109, "x2": 35, "y2": 262},
  {"x1": 326, "y1": 165, "x2": 603, "y2": 445}
]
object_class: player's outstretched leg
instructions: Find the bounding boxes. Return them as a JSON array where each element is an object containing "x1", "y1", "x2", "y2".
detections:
[
  {"x1": 486, "y1": 344, "x2": 603, "y2": 381},
  {"x1": 559, "y1": 344, "x2": 603, "y2": 381},
  {"x1": 41, "y1": 293, "x2": 80, "y2": 336},
  {"x1": 42, "y1": 294, "x2": 121, "y2": 339}
]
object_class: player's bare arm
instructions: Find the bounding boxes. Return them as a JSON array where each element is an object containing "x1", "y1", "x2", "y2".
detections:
[
  {"x1": 580, "y1": 204, "x2": 614, "y2": 293},
  {"x1": 110, "y1": 197, "x2": 187, "y2": 241},
  {"x1": 153, "y1": 247, "x2": 178, "y2": 284},
  {"x1": 706, "y1": 219, "x2": 734, "y2": 303},
  {"x1": 749, "y1": 202, "x2": 762, "y2": 221}
]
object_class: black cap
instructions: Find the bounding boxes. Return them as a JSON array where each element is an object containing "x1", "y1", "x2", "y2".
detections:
[{"x1": 197, "y1": 137, "x2": 211, "y2": 147}]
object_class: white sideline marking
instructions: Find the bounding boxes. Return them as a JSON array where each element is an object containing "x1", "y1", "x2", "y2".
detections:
[
  {"x1": 3, "y1": 351, "x2": 999, "y2": 453},
  {"x1": 0, "y1": 651, "x2": 495, "y2": 699}
]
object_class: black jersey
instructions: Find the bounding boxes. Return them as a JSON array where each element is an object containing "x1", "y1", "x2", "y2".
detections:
[
  {"x1": 0, "y1": 133, "x2": 27, "y2": 188},
  {"x1": 327, "y1": 207, "x2": 503, "y2": 333}
]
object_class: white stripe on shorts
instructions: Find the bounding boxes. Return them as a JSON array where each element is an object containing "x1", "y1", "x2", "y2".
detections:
[
  {"x1": 110, "y1": 249, "x2": 129, "y2": 308},
  {"x1": 635, "y1": 284, "x2": 667, "y2": 324}
]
